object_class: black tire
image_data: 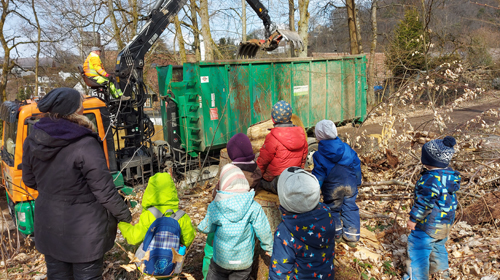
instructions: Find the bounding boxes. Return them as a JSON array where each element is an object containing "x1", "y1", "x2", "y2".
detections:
[{"x1": 305, "y1": 143, "x2": 318, "y2": 171}]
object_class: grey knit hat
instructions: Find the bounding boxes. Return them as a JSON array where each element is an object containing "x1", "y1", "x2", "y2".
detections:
[
  {"x1": 277, "y1": 167, "x2": 320, "y2": 213},
  {"x1": 90, "y1": 46, "x2": 101, "y2": 52},
  {"x1": 315, "y1": 119, "x2": 338, "y2": 141}
]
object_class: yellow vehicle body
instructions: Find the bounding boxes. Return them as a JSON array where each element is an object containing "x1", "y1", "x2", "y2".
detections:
[{"x1": 1, "y1": 97, "x2": 111, "y2": 205}]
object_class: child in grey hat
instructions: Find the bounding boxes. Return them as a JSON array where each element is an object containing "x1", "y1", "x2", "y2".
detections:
[
  {"x1": 312, "y1": 119, "x2": 362, "y2": 247},
  {"x1": 268, "y1": 167, "x2": 336, "y2": 280}
]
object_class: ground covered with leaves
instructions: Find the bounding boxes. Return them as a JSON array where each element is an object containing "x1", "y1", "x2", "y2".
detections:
[{"x1": 1, "y1": 61, "x2": 500, "y2": 279}]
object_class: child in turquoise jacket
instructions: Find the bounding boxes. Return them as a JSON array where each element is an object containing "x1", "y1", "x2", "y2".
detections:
[{"x1": 198, "y1": 164, "x2": 273, "y2": 280}]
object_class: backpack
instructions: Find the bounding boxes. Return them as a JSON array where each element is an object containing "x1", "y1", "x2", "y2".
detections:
[{"x1": 135, "y1": 207, "x2": 186, "y2": 277}]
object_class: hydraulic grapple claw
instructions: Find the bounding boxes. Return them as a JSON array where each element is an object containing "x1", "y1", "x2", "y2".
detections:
[
  {"x1": 275, "y1": 29, "x2": 305, "y2": 51},
  {"x1": 237, "y1": 29, "x2": 304, "y2": 59},
  {"x1": 237, "y1": 41, "x2": 261, "y2": 59}
]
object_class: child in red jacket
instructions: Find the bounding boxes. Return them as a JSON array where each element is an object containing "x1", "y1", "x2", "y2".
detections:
[{"x1": 257, "y1": 100, "x2": 308, "y2": 193}]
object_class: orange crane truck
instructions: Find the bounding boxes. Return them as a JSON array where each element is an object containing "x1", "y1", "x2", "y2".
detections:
[{"x1": 0, "y1": 97, "x2": 132, "y2": 236}]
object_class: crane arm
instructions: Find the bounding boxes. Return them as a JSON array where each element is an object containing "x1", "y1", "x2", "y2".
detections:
[
  {"x1": 245, "y1": 0, "x2": 274, "y2": 38},
  {"x1": 115, "y1": 0, "x2": 188, "y2": 99}
]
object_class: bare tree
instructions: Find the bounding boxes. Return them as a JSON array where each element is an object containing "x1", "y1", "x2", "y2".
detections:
[
  {"x1": 355, "y1": 7, "x2": 363, "y2": 54},
  {"x1": 297, "y1": 0, "x2": 310, "y2": 57},
  {"x1": 367, "y1": 0, "x2": 377, "y2": 105},
  {"x1": 242, "y1": 0, "x2": 247, "y2": 42},
  {"x1": 346, "y1": 0, "x2": 359, "y2": 54},
  {"x1": 174, "y1": 15, "x2": 187, "y2": 63},
  {"x1": 198, "y1": 0, "x2": 215, "y2": 60},
  {"x1": 108, "y1": 0, "x2": 125, "y2": 49},
  {"x1": 30, "y1": 0, "x2": 42, "y2": 96},
  {"x1": 189, "y1": 0, "x2": 202, "y2": 61},
  {"x1": 0, "y1": 0, "x2": 36, "y2": 101}
]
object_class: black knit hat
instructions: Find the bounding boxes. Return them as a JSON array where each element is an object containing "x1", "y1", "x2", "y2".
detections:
[{"x1": 37, "y1": 87, "x2": 81, "y2": 116}]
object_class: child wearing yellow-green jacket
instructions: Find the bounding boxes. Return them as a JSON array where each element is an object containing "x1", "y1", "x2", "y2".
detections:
[{"x1": 118, "y1": 173, "x2": 196, "y2": 248}]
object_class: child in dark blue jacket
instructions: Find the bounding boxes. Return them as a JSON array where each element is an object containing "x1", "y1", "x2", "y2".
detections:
[
  {"x1": 404, "y1": 136, "x2": 461, "y2": 280},
  {"x1": 312, "y1": 120, "x2": 361, "y2": 247},
  {"x1": 268, "y1": 167, "x2": 336, "y2": 280}
]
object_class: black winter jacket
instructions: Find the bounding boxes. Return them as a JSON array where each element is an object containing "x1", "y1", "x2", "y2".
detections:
[{"x1": 22, "y1": 117, "x2": 132, "y2": 263}]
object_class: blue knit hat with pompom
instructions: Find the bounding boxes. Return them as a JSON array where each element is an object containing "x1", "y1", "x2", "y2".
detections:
[{"x1": 421, "y1": 136, "x2": 456, "y2": 168}]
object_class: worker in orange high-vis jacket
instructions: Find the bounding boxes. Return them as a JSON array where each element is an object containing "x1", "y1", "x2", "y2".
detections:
[{"x1": 83, "y1": 47, "x2": 129, "y2": 100}]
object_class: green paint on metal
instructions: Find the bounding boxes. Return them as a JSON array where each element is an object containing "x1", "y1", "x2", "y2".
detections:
[
  {"x1": 157, "y1": 56, "x2": 367, "y2": 154},
  {"x1": 14, "y1": 201, "x2": 35, "y2": 235},
  {"x1": 112, "y1": 171, "x2": 125, "y2": 188}
]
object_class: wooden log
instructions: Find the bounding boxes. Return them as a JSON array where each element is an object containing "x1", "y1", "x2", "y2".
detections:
[
  {"x1": 218, "y1": 148, "x2": 231, "y2": 173},
  {"x1": 252, "y1": 189, "x2": 281, "y2": 279},
  {"x1": 254, "y1": 189, "x2": 281, "y2": 232}
]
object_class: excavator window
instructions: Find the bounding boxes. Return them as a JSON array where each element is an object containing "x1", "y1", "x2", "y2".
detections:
[
  {"x1": 1, "y1": 121, "x2": 17, "y2": 167},
  {"x1": 85, "y1": 113, "x2": 98, "y2": 129}
]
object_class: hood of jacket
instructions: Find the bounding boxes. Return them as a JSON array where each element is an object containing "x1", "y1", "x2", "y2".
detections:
[
  {"x1": 424, "y1": 168, "x2": 461, "y2": 193},
  {"x1": 280, "y1": 203, "x2": 335, "y2": 249},
  {"x1": 141, "y1": 173, "x2": 179, "y2": 211},
  {"x1": 29, "y1": 117, "x2": 94, "y2": 161},
  {"x1": 213, "y1": 191, "x2": 255, "y2": 223},
  {"x1": 270, "y1": 126, "x2": 306, "y2": 151},
  {"x1": 318, "y1": 138, "x2": 359, "y2": 167}
]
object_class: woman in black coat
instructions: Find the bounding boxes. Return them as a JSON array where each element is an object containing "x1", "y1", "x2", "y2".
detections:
[{"x1": 22, "y1": 88, "x2": 132, "y2": 280}]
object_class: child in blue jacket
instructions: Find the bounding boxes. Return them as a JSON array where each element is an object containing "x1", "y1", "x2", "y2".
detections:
[
  {"x1": 404, "y1": 136, "x2": 461, "y2": 280},
  {"x1": 312, "y1": 120, "x2": 362, "y2": 247},
  {"x1": 198, "y1": 163, "x2": 273, "y2": 280},
  {"x1": 269, "y1": 167, "x2": 336, "y2": 280}
]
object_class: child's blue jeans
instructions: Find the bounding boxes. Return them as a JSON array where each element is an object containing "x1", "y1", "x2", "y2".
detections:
[{"x1": 404, "y1": 228, "x2": 450, "y2": 280}]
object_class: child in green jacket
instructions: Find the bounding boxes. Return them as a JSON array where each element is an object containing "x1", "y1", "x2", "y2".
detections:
[{"x1": 118, "y1": 173, "x2": 196, "y2": 248}]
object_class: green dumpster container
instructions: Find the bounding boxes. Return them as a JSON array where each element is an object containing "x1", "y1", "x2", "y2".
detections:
[{"x1": 157, "y1": 56, "x2": 367, "y2": 154}]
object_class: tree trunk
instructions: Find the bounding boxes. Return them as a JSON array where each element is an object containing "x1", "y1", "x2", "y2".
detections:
[
  {"x1": 346, "y1": 0, "x2": 359, "y2": 55},
  {"x1": 367, "y1": 0, "x2": 378, "y2": 105},
  {"x1": 174, "y1": 15, "x2": 187, "y2": 63},
  {"x1": 0, "y1": 0, "x2": 12, "y2": 101},
  {"x1": 288, "y1": 0, "x2": 295, "y2": 57},
  {"x1": 31, "y1": 0, "x2": 42, "y2": 96},
  {"x1": 108, "y1": 0, "x2": 125, "y2": 49},
  {"x1": 241, "y1": 0, "x2": 246, "y2": 42},
  {"x1": 128, "y1": 0, "x2": 138, "y2": 38},
  {"x1": 199, "y1": 0, "x2": 214, "y2": 60},
  {"x1": 190, "y1": 0, "x2": 201, "y2": 61},
  {"x1": 297, "y1": 0, "x2": 309, "y2": 58},
  {"x1": 421, "y1": 0, "x2": 432, "y2": 104},
  {"x1": 355, "y1": 7, "x2": 363, "y2": 54}
]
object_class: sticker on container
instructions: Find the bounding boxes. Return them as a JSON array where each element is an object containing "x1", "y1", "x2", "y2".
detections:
[
  {"x1": 210, "y1": 108, "x2": 218, "y2": 120},
  {"x1": 211, "y1": 93, "x2": 215, "y2": 107},
  {"x1": 201, "y1": 76, "x2": 209, "y2": 83},
  {"x1": 199, "y1": 96, "x2": 202, "y2": 108},
  {"x1": 293, "y1": 85, "x2": 309, "y2": 96}
]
